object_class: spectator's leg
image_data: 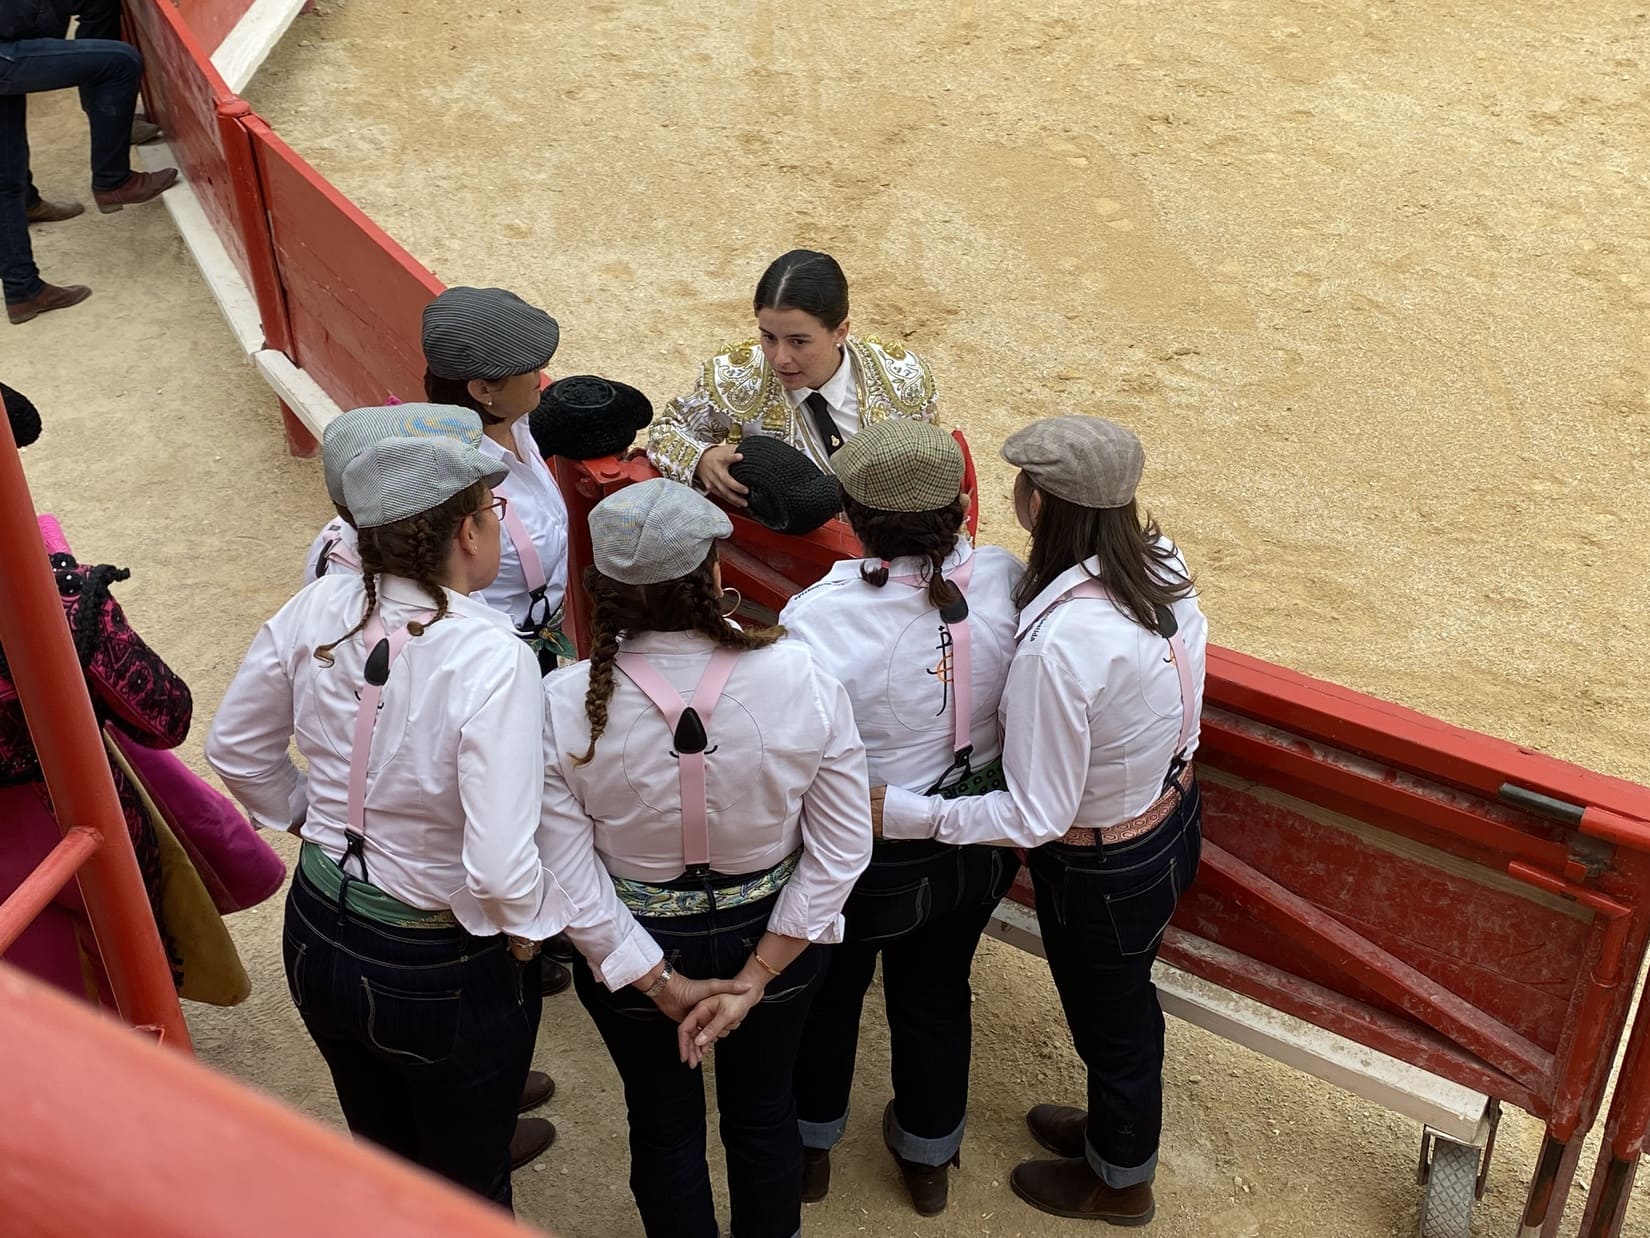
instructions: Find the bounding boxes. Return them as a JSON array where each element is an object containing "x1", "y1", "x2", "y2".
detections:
[{"x1": 0, "y1": 95, "x2": 44, "y2": 305}]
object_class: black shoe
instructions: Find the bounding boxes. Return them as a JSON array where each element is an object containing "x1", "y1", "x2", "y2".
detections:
[
  {"x1": 1026, "y1": 1103, "x2": 1088, "y2": 1158},
  {"x1": 509, "y1": 1117, "x2": 555, "y2": 1169},
  {"x1": 541, "y1": 958, "x2": 572, "y2": 997},
  {"x1": 883, "y1": 1101, "x2": 956, "y2": 1217},
  {"x1": 518, "y1": 1069, "x2": 556, "y2": 1113},
  {"x1": 543, "y1": 932, "x2": 577, "y2": 964},
  {"x1": 801, "y1": 1147, "x2": 831, "y2": 1202}
]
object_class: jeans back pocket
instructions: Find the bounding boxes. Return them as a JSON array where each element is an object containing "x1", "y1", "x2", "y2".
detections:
[
  {"x1": 1103, "y1": 861, "x2": 1180, "y2": 957},
  {"x1": 846, "y1": 877, "x2": 932, "y2": 944},
  {"x1": 361, "y1": 978, "x2": 463, "y2": 1065}
]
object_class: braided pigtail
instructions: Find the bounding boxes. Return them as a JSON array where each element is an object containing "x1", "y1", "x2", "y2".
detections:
[
  {"x1": 842, "y1": 493, "x2": 966, "y2": 610},
  {"x1": 315, "y1": 568, "x2": 378, "y2": 666},
  {"x1": 572, "y1": 576, "x2": 622, "y2": 765}
]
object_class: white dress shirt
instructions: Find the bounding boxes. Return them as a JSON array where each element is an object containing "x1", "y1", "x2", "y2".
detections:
[
  {"x1": 206, "y1": 573, "x2": 577, "y2": 939},
  {"x1": 779, "y1": 540, "x2": 1024, "y2": 793},
  {"x1": 882, "y1": 548, "x2": 1208, "y2": 849},
  {"x1": 537, "y1": 631, "x2": 874, "y2": 989},
  {"x1": 784, "y1": 346, "x2": 860, "y2": 457},
  {"x1": 475, "y1": 419, "x2": 570, "y2": 630}
]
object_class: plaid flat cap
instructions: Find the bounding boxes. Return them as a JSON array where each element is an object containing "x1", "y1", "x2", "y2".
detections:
[
  {"x1": 589, "y1": 478, "x2": 732, "y2": 585},
  {"x1": 1002, "y1": 416, "x2": 1144, "y2": 509},
  {"x1": 321, "y1": 403, "x2": 484, "y2": 506},
  {"x1": 342, "y1": 435, "x2": 507, "y2": 530},
  {"x1": 832, "y1": 418, "x2": 964, "y2": 513},
  {"x1": 421, "y1": 286, "x2": 560, "y2": 381}
]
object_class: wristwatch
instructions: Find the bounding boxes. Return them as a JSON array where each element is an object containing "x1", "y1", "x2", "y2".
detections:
[{"x1": 643, "y1": 964, "x2": 675, "y2": 1000}]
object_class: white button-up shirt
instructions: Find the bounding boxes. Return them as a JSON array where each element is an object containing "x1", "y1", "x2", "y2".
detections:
[
  {"x1": 784, "y1": 347, "x2": 860, "y2": 457},
  {"x1": 882, "y1": 549, "x2": 1208, "y2": 849},
  {"x1": 779, "y1": 540, "x2": 1024, "y2": 793},
  {"x1": 205, "y1": 573, "x2": 576, "y2": 939},
  {"x1": 476, "y1": 418, "x2": 570, "y2": 630},
  {"x1": 537, "y1": 631, "x2": 873, "y2": 989}
]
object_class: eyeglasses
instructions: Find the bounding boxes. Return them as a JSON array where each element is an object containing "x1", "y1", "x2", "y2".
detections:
[{"x1": 479, "y1": 495, "x2": 510, "y2": 524}]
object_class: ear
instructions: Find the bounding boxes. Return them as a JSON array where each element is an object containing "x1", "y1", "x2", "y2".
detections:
[
  {"x1": 833, "y1": 317, "x2": 851, "y2": 347},
  {"x1": 711, "y1": 557, "x2": 724, "y2": 594},
  {"x1": 455, "y1": 510, "x2": 481, "y2": 556},
  {"x1": 466, "y1": 377, "x2": 495, "y2": 407},
  {"x1": 1028, "y1": 488, "x2": 1044, "y2": 525}
]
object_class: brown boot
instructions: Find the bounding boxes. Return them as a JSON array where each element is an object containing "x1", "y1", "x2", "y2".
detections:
[
  {"x1": 26, "y1": 197, "x2": 84, "y2": 224},
  {"x1": 1010, "y1": 1156, "x2": 1155, "y2": 1225},
  {"x1": 509, "y1": 1116, "x2": 556, "y2": 1169},
  {"x1": 883, "y1": 1100, "x2": 957, "y2": 1217},
  {"x1": 801, "y1": 1147, "x2": 831, "y2": 1203},
  {"x1": 7, "y1": 282, "x2": 92, "y2": 324},
  {"x1": 517, "y1": 1069, "x2": 556, "y2": 1113},
  {"x1": 93, "y1": 167, "x2": 179, "y2": 213},
  {"x1": 1026, "y1": 1103, "x2": 1088, "y2": 1158}
]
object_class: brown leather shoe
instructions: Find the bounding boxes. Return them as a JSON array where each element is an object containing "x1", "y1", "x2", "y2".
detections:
[
  {"x1": 509, "y1": 1116, "x2": 556, "y2": 1169},
  {"x1": 517, "y1": 1069, "x2": 556, "y2": 1113},
  {"x1": 541, "y1": 958, "x2": 572, "y2": 997},
  {"x1": 7, "y1": 282, "x2": 92, "y2": 324},
  {"x1": 93, "y1": 167, "x2": 179, "y2": 213},
  {"x1": 883, "y1": 1100, "x2": 957, "y2": 1217},
  {"x1": 1026, "y1": 1103, "x2": 1088, "y2": 1158},
  {"x1": 131, "y1": 116, "x2": 162, "y2": 145},
  {"x1": 801, "y1": 1147, "x2": 831, "y2": 1203},
  {"x1": 1010, "y1": 1156, "x2": 1155, "y2": 1225},
  {"x1": 26, "y1": 197, "x2": 84, "y2": 224}
]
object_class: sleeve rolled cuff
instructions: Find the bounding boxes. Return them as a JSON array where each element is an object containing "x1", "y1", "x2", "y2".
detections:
[
  {"x1": 593, "y1": 924, "x2": 664, "y2": 991},
  {"x1": 448, "y1": 868, "x2": 578, "y2": 942},
  {"x1": 881, "y1": 785, "x2": 939, "y2": 841},
  {"x1": 241, "y1": 771, "x2": 308, "y2": 833},
  {"x1": 766, "y1": 906, "x2": 846, "y2": 946}
]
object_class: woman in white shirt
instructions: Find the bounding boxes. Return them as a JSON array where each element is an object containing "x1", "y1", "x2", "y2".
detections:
[
  {"x1": 875, "y1": 416, "x2": 1208, "y2": 1227},
  {"x1": 208, "y1": 437, "x2": 729, "y2": 1210},
  {"x1": 538, "y1": 478, "x2": 873, "y2": 1238},
  {"x1": 778, "y1": 419, "x2": 1023, "y2": 1217}
]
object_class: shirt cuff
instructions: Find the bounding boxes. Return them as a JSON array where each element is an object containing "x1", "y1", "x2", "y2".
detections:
[
  {"x1": 594, "y1": 925, "x2": 664, "y2": 991},
  {"x1": 766, "y1": 906, "x2": 846, "y2": 946},
  {"x1": 448, "y1": 869, "x2": 577, "y2": 942},
  {"x1": 243, "y1": 772, "x2": 308, "y2": 833},
  {"x1": 882, "y1": 785, "x2": 939, "y2": 841}
]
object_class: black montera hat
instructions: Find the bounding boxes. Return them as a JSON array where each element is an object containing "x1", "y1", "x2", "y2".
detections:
[
  {"x1": 530, "y1": 375, "x2": 654, "y2": 461},
  {"x1": 728, "y1": 436, "x2": 842, "y2": 536},
  {"x1": 2, "y1": 383, "x2": 41, "y2": 449}
]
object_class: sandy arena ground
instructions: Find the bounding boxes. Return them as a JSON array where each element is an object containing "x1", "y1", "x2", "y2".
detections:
[{"x1": 8, "y1": 0, "x2": 1650, "y2": 1234}]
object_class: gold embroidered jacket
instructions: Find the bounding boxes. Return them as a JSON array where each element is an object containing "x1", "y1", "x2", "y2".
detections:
[{"x1": 646, "y1": 335, "x2": 939, "y2": 482}]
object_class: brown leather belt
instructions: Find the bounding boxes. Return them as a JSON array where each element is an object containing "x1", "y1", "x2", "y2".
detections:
[{"x1": 1058, "y1": 764, "x2": 1194, "y2": 848}]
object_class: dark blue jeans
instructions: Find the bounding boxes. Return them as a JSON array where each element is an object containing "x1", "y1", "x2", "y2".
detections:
[
  {"x1": 283, "y1": 864, "x2": 542, "y2": 1210},
  {"x1": 795, "y1": 840, "x2": 1019, "y2": 1165},
  {"x1": 1028, "y1": 778, "x2": 1202, "y2": 1188},
  {"x1": 0, "y1": 34, "x2": 141, "y2": 301},
  {"x1": 574, "y1": 886, "x2": 824, "y2": 1238}
]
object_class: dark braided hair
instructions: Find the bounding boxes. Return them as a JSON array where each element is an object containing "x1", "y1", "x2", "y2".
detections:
[
  {"x1": 841, "y1": 492, "x2": 966, "y2": 611},
  {"x1": 572, "y1": 549, "x2": 783, "y2": 765},
  {"x1": 314, "y1": 480, "x2": 490, "y2": 665}
]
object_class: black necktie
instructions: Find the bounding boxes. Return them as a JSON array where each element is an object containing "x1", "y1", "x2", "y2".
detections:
[{"x1": 805, "y1": 391, "x2": 844, "y2": 456}]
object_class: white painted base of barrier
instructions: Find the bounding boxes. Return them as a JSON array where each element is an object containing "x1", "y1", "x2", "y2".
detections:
[
  {"x1": 214, "y1": 0, "x2": 312, "y2": 95},
  {"x1": 985, "y1": 899, "x2": 1492, "y2": 1145}
]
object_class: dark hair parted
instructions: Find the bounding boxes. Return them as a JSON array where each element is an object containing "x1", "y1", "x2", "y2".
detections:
[
  {"x1": 840, "y1": 491, "x2": 966, "y2": 611},
  {"x1": 753, "y1": 249, "x2": 849, "y2": 330},
  {"x1": 314, "y1": 479, "x2": 490, "y2": 665},
  {"x1": 1012, "y1": 476, "x2": 1195, "y2": 631},
  {"x1": 573, "y1": 550, "x2": 783, "y2": 765}
]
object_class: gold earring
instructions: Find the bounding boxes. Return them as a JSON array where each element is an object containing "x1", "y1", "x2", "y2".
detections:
[{"x1": 719, "y1": 588, "x2": 742, "y2": 618}]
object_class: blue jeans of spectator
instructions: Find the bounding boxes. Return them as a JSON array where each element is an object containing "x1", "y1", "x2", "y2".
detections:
[
  {"x1": 1027, "y1": 777, "x2": 1202, "y2": 1188},
  {"x1": 283, "y1": 863, "x2": 542, "y2": 1211},
  {"x1": 574, "y1": 885, "x2": 824, "y2": 1238},
  {"x1": 0, "y1": 35, "x2": 141, "y2": 301},
  {"x1": 795, "y1": 840, "x2": 1019, "y2": 1166}
]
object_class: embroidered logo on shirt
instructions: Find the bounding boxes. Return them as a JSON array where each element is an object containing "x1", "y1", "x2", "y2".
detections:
[{"x1": 925, "y1": 625, "x2": 955, "y2": 717}]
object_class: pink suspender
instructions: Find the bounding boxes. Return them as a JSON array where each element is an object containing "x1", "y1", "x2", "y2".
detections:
[
  {"x1": 886, "y1": 556, "x2": 976, "y2": 788},
  {"x1": 342, "y1": 609, "x2": 431, "y2": 880},
  {"x1": 1047, "y1": 580, "x2": 1196, "y2": 758},
  {"x1": 614, "y1": 647, "x2": 744, "y2": 870},
  {"x1": 500, "y1": 502, "x2": 548, "y2": 595}
]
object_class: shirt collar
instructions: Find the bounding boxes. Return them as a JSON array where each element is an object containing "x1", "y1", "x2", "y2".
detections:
[
  {"x1": 617, "y1": 630, "x2": 723, "y2": 655},
  {"x1": 377, "y1": 574, "x2": 516, "y2": 632},
  {"x1": 475, "y1": 418, "x2": 538, "y2": 467},
  {"x1": 784, "y1": 345, "x2": 855, "y2": 411},
  {"x1": 1015, "y1": 555, "x2": 1101, "y2": 638},
  {"x1": 877, "y1": 537, "x2": 973, "y2": 582}
]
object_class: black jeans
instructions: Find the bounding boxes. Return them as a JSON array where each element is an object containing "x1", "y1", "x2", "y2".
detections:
[
  {"x1": 283, "y1": 865, "x2": 542, "y2": 1210},
  {"x1": 574, "y1": 886, "x2": 824, "y2": 1238},
  {"x1": 0, "y1": 33, "x2": 140, "y2": 301},
  {"x1": 795, "y1": 841, "x2": 1019, "y2": 1165},
  {"x1": 1028, "y1": 778, "x2": 1202, "y2": 1188}
]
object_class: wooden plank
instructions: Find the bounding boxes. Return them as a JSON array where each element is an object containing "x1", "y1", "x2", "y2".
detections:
[
  {"x1": 213, "y1": 0, "x2": 309, "y2": 93},
  {"x1": 252, "y1": 350, "x2": 342, "y2": 440}
]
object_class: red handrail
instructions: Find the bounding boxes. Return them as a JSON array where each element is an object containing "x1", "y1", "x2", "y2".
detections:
[{"x1": 0, "y1": 413, "x2": 190, "y2": 1047}]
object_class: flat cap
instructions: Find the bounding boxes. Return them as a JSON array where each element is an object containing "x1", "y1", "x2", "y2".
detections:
[
  {"x1": 530, "y1": 374, "x2": 654, "y2": 461},
  {"x1": 833, "y1": 418, "x2": 964, "y2": 513},
  {"x1": 1002, "y1": 415, "x2": 1144, "y2": 509},
  {"x1": 322, "y1": 403, "x2": 484, "y2": 506},
  {"x1": 728, "y1": 435, "x2": 842, "y2": 535},
  {"x1": 421, "y1": 286, "x2": 560, "y2": 381},
  {"x1": 589, "y1": 478, "x2": 732, "y2": 585},
  {"x1": 342, "y1": 435, "x2": 507, "y2": 530}
]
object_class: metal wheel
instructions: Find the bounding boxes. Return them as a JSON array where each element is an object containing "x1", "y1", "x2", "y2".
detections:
[{"x1": 1419, "y1": 1135, "x2": 1481, "y2": 1238}]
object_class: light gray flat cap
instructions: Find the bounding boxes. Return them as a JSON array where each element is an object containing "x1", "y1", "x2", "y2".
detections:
[
  {"x1": 1002, "y1": 416, "x2": 1144, "y2": 509},
  {"x1": 342, "y1": 435, "x2": 508, "y2": 530},
  {"x1": 422, "y1": 286, "x2": 560, "y2": 381},
  {"x1": 590, "y1": 478, "x2": 733, "y2": 585},
  {"x1": 321, "y1": 404, "x2": 484, "y2": 506}
]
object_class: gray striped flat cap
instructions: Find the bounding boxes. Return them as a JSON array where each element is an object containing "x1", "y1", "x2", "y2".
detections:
[
  {"x1": 422, "y1": 287, "x2": 560, "y2": 381},
  {"x1": 832, "y1": 418, "x2": 964, "y2": 513},
  {"x1": 1002, "y1": 415, "x2": 1144, "y2": 509},
  {"x1": 342, "y1": 435, "x2": 508, "y2": 530},
  {"x1": 589, "y1": 479, "x2": 732, "y2": 585},
  {"x1": 321, "y1": 404, "x2": 484, "y2": 506}
]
